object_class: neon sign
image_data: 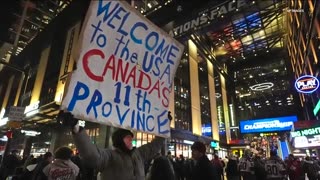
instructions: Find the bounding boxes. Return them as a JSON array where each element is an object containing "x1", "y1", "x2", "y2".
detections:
[
  {"x1": 240, "y1": 116, "x2": 297, "y2": 133},
  {"x1": 291, "y1": 127, "x2": 320, "y2": 138},
  {"x1": 313, "y1": 99, "x2": 320, "y2": 116},
  {"x1": 295, "y1": 75, "x2": 319, "y2": 94}
]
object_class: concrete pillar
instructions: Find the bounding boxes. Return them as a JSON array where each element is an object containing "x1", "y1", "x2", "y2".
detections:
[
  {"x1": 220, "y1": 74, "x2": 231, "y2": 143},
  {"x1": 30, "y1": 46, "x2": 51, "y2": 105},
  {"x1": 207, "y1": 61, "x2": 219, "y2": 141},
  {"x1": 22, "y1": 136, "x2": 33, "y2": 158},
  {"x1": 188, "y1": 40, "x2": 201, "y2": 136}
]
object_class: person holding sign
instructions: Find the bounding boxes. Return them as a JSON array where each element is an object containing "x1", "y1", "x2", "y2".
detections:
[{"x1": 57, "y1": 111, "x2": 172, "y2": 180}]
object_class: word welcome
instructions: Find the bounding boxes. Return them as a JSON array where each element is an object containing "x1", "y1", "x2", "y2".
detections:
[{"x1": 61, "y1": 0, "x2": 183, "y2": 137}]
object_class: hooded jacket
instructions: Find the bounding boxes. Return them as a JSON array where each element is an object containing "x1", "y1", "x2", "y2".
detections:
[
  {"x1": 42, "y1": 159, "x2": 79, "y2": 180},
  {"x1": 73, "y1": 129, "x2": 165, "y2": 180}
]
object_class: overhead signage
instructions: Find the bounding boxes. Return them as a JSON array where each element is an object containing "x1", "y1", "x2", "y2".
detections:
[
  {"x1": 313, "y1": 99, "x2": 320, "y2": 116},
  {"x1": 8, "y1": 106, "x2": 25, "y2": 121},
  {"x1": 202, "y1": 124, "x2": 212, "y2": 137},
  {"x1": 240, "y1": 116, "x2": 297, "y2": 133},
  {"x1": 210, "y1": 141, "x2": 219, "y2": 148},
  {"x1": 183, "y1": 140, "x2": 194, "y2": 145},
  {"x1": 21, "y1": 130, "x2": 41, "y2": 136},
  {"x1": 168, "y1": 0, "x2": 247, "y2": 37},
  {"x1": 294, "y1": 136, "x2": 320, "y2": 148},
  {"x1": 291, "y1": 127, "x2": 320, "y2": 138},
  {"x1": 294, "y1": 120, "x2": 320, "y2": 130},
  {"x1": 61, "y1": 0, "x2": 183, "y2": 138},
  {"x1": 295, "y1": 75, "x2": 319, "y2": 94}
]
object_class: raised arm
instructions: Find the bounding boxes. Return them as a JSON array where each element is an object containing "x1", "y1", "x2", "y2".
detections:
[
  {"x1": 57, "y1": 111, "x2": 112, "y2": 171},
  {"x1": 137, "y1": 111, "x2": 172, "y2": 161},
  {"x1": 136, "y1": 136, "x2": 165, "y2": 161},
  {"x1": 72, "y1": 127, "x2": 112, "y2": 171}
]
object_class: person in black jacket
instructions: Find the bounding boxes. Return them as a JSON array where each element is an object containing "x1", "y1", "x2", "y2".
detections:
[
  {"x1": 190, "y1": 141, "x2": 218, "y2": 180},
  {"x1": 226, "y1": 156, "x2": 240, "y2": 180},
  {"x1": 32, "y1": 152, "x2": 53, "y2": 180}
]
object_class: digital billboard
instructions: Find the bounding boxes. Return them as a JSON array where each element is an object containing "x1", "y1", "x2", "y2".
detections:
[{"x1": 240, "y1": 116, "x2": 298, "y2": 133}]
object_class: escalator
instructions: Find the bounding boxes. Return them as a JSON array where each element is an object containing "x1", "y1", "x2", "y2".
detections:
[{"x1": 278, "y1": 139, "x2": 290, "y2": 160}]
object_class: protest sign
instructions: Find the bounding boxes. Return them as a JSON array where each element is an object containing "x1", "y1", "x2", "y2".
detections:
[{"x1": 61, "y1": 0, "x2": 184, "y2": 137}]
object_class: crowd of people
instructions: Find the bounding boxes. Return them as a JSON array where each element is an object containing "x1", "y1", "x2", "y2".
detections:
[{"x1": 1, "y1": 111, "x2": 320, "y2": 180}]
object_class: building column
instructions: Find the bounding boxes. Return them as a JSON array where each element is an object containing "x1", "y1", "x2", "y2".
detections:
[
  {"x1": 207, "y1": 61, "x2": 219, "y2": 141},
  {"x1": 220, "y1": 75, "x2": 231, "y2": 143},
  {"x1": 55, "y1": 22, "x2": 81, "y2": 103},
  {"x1": 188, "y1": 40, "x2": 201, "y2": 136},
  {"x1": 22, "y1": 136, "x2": 33, "y2": 158},
  {"x1": 30, "y1": 46, "x2": 51, "y2": 105},
  {"x1": 14, "y1": 73, "x2": 25, "y2": 106}
]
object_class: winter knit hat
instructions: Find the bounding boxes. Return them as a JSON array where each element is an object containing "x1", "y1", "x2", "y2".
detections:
[{"x1": 112, "y1": 128, "x2": 134, "y2": 151}]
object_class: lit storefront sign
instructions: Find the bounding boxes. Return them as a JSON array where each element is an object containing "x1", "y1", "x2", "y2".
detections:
[
  {"x1": 202, "y1": 124, "x2": 212, "y2": 136},
  {"x1": 168, "y1": 0, "x2": 247, "y2": 37},
  {"x1": 295, "y1": 75, "x2": 319, "y2": 94},
  {"x1": 183, "y1": 140, "x2": 194, "y2": 145},
  {"x1": 313, "y1": 99, "x2": 320, "y2": 116},
  {"x1": 21, "y1": 130, "x2": 41, "y2": 136},
  {"x1": 291, "y1": 127, "x2": 320, "y2": 138},
  {"x1": 240, "y1": 116, "x2": 297, "y2": 133},
  {"x1": 210, "y1": 141, "x2": 219, "y2": 149},
  {"x1": 293, "y1": 136, "x2": 320, "y2": 148}
]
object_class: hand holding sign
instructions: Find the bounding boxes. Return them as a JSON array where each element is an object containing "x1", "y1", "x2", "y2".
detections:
[{"x1": 61, "y1": 1, "x2": 183, "y2": 137}]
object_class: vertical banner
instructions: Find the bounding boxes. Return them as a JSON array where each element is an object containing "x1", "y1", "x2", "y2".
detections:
[{"x1": 61, "y1": 0, "x2": 184, "y2": 137}]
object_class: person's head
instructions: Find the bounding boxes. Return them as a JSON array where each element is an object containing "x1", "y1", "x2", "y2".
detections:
[
  {"x1": 214, "y1": 154, "x2": 219, "y2": 160},
  {"x1": 112, "y1": 128, "x2": 134, "y2": 152},
  {"x1": 243, "y1": 148, "x2": 253, "y2": 158},
  {"x1": 44, "y1": 152, "x2": 53, "y2": 162},
  {"x1": 288, "y1": 154, "x2": 294, "y2": 160},
  {"x1": 179, "y1": 154, "x2": 184, "y2": 160},
  {"x1": 191, "y1": 141, "x2": 206, "y2": 160},
  {"x1": 270, "y1": 150, "x2": 277, "y2": 157},
  {"x1": 54, "y1": 147, "x2": 73, "y2": 160}
]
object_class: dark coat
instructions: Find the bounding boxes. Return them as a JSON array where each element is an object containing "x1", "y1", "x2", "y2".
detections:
[
  {"x1": 226, "y1": 158, "x2": 240, "y2": 177},
  {"x1": 191, "y1": 155, "x2": 218, "y2": 180},
  {"x1": 73, "y1": 129, "x2": 165, "y2": 180},
  {"x1": 147, "y1": 156, "x2": 175, "y2": 180}
]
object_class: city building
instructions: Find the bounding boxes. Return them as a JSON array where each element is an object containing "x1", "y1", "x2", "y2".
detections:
[{"x1": 0, "y1": 0, "x2": 311, "y2": 159}]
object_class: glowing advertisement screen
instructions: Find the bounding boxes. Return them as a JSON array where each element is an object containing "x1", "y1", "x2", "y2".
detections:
[{"x1": 240, "y1": 116, "x2": 298, "y2": 133}]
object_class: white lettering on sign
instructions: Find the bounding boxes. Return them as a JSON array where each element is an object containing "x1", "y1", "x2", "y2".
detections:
[
  {"x1": 21, "y1": 130, "x2": 41, "y2": 136},
  {"x1": 244, "y1": 120, "x2": 293, "y2": 130},
  {"x1": 169, "y1": 0, "x2": 246, "y2": 37},
  {"x1": 297, "y1": 79, "x2": 316, "y2": 90},
  {"x1": 291, "y1": 127, "x2": 320, "y2": 137},
  {"x1": 202, "y1": 126, "x2": 212, "y2": 133},
  {"x1": 295, "y1": 75, "x2": 319, "y2": 93}
]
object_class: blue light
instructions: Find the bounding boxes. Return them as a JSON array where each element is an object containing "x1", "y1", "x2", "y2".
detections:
[{"x1": 240, "y1": 116, "x2": 298, "y2": 134}]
